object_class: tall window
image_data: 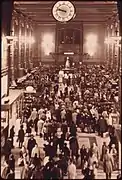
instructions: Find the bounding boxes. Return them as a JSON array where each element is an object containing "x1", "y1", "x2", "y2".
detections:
[{"x1": 59, "y1": 28, "x2": 80, "y2": 44}]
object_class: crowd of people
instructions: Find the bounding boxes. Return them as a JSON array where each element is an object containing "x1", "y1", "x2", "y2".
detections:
[{"x1": 2, "y1": 64, "x2": 121, "y2": 179}]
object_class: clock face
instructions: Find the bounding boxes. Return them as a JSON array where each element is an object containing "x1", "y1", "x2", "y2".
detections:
[{"x1": 52, "y1": 1, "x2": 75, "y2": 22}]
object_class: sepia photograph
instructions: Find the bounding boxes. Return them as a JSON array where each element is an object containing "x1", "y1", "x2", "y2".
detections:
[{"x1": 1, "y1": 1, "x2": 122, "y2": 179}]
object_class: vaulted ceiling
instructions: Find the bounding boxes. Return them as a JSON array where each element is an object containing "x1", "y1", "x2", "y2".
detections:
[{"x1": 14, "y1": 1, "x2": 118, "y2": 24}]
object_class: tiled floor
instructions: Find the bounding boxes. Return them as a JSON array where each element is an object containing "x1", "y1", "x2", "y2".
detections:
[{"x1": 1, "y1": 130, "x2": 118, "y2": 179}]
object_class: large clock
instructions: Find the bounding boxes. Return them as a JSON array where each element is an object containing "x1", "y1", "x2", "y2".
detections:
[{"x1": 52, "y1": 1, "x2": 76, "y2": 22}]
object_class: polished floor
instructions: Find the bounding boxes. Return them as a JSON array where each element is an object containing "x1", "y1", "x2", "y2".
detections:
[{"x1": 1, "y1": 127, "x2": 119, "y2": 179}]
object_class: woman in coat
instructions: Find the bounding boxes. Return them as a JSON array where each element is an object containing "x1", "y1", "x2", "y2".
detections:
[
  {"x1": 9, "y1": 126, "x2": 15, "y2": 148},
  {"x1": 18, "y1": 125, "x2": 25, "y2": 148},
  {"x1": 1, "y1": 161, "x2": 10, "y2": 179},
  {"x1": 69, "y1": 136, "x2": 79, "y2": 160},
  {"x1": 8, "y1": 154, "x2": 15, "y2": 172},
  {"x1": 80, "y1": 144, "x2": 86, "y2": 168},
  {"x1": 110, "y1": 144, "x2": 118, "y2": 170},
  {"x1": 103, "y1": 148, "x2": 113, "y2": 179},
  {"x1": 101, "y1": 141, "x2": 108, "y2": 161},
  {"x1": 98, "y1": 116, "x2": 107, "y2": 137},
  {"x1": 31, "y1": 144, "x2": 40, "y2": 159},
  {"x1": 67, "y1": 159, "x2": 76, "y2": 179},
  {"x1": 27, "y1": 135, "x2": 37, "y2": 159},
  {"x1": 21, "y1": 162, "x2": 31, "y2": 179}
]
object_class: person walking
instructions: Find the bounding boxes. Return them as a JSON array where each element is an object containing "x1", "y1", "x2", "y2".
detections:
[
  {"x1": 51, "y1": 162, "x2": 62, "y2": 179},
  {"x1": 31, "y1": 143, "x2": 40, "y2": 159},
  {"x1": 80, "y1": 144, "x2": 86, "y2": 168},
  {"x1": 18, "y1": 125, "x2": 25, "y2": 148},
  {"x1": 69, "y1": 136, "x2": 79, "y2": 161},
  {"x1": 37, "y1": 118, "x2": 44, "y2": 137},
  {"x1": 9, "y1": 126, "x2": 15, "y2": 148},
  {"x1": 110, "y1": 144, "x2": 117, "y2": 170},
  {"x1": 98, "y1": 116, "x2": 107, "y2": 137},
  {"x1": 103, "y1": 148, "x2": 114, "y2": 179},
  {"x1": 4, "y1": 138, "x2": 12, "y2": 161},
  {"x1": 101, "y1": 142, "x2": 108, "y2": 161},
  {"x1": 30, "y1": 108, "x2": 38, "y2": 127},
  {"x1": 27, "y1": 135, "x2": 36, "y2": 159},
  {"x1": 67, "y1": 158, "x2": 76, "y2": 179},
  {"x1": 1, "y1": 160, "x2": 10, "y2": 179},
  {"x1": 34, "y1": 117, "x2": 38, "y2": 135},
  {"x1": 8, "y1": 154, "x2": 15, "y2": 172},
  {"x1": 31, "y1": 166, "x2": 44, "y2": 179},
  {"x1": 20, "y1": 162, "x2": 31, "y2": 179}
]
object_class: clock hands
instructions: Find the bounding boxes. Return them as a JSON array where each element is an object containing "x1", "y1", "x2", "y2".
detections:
[{"x1": 57, "y1": 8, "x2": 66, "y2": 13}]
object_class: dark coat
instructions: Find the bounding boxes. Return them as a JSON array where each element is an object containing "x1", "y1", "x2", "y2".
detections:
[
  {"x1": 18, "y1": 129, "x2": 24, "y2": 142},
  {"x1": 99, "y1": 117, "x2": 107, "y2": 133},
  {"x1": 8, "y1": 158, "x2": 15, "y2": 171},
  {"x1": 26, "y1": 122, "x2": 31, "y2": 134},
  {"x1": 70, "y1": 124, "x2": 77, "y2": 136},
  {"x1": 43, "y1": 161, "x2": 54, "y2": 179},
  {"x1": 80, "y1": 148, "x2": 86, "y2": 161},
  {"x1": 57, "y1": 158, "x2": 68, "y2": 174},
  {"x1": 10, "y1": 128, "x2": 15, "y2": 138},
  {"x1": 83, "y1": 168, "x2": 94, "y2": 179},
  {"x1": 51, "y1": 166, "x2": 62, "y2": 179},
  {"x1": 4, "y1": 139, "x2": 12, "y2": 156},
  {"x1": 66, "y1": 110, "x2": 72, "y2": 125},
  {"x1": 32, "y1": 168, "x2": 44, "y2": 179},
  {"x1": 27, "y1": 138, "x2": 36, "y2": 153},
  {"x1": 61, "y1": 122, "x2": 68, "y2": 134},
  {"x1": 101, "y1": 145, "x2": 108, "y2": 161},
  {"x1": 34, "y1": 118, "x2": 38, "y2": 132},
  {"x1": 55, "y1": 109, "x2": 61, "y2": 122},
  {"x1": 103, "y1": 153, "x2": 113, "y2": 174},
  {"x1": 63, "y1": 146, "x2": 70, "y2": 157},
  {"x1": 69, "y1": 137, "x2": 79, "y2": 156},
  {"x1": 32, "y1": 156, "x2": 41, "y2": 167}
]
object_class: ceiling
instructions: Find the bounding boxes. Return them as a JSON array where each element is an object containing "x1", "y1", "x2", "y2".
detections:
[{"x1": 14, "y1": 1, "x2": 118, "y2": 24}]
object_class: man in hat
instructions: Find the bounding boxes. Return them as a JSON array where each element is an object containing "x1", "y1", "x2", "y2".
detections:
[
  {"x1": 30, "y1": 108, "x2": 38, "y2": 126},
  {"x1": 37, "y1": 116, "x2": 45, "y2": 137},
  {"x1": 9, "y1": 126, "x2": 15, "y2": 148},
  {"x1": 18, "y1": 125, "x2": 25, "y2": 148},
  {"x1": 27, "y1": 134, "x2": 36, "y2": 159}
]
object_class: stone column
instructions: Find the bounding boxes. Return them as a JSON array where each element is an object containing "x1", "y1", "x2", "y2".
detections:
[
  {"x1": 80, "y1": 23, "x2": 83, "y2": 62},
  {"x1": 10, "y1": 16, "x2": 15, "y2": 85},
  {"x1": 30, "y1": 27, "x2": 33, "y2": 69},
  {"x1": 18, "y1": 15, "x2": 22, "y2": 77},
  {"x1": 28, "y1": 22, "x2": 31, "y2": 69},
  {"x1": 55, "y1": 23, "x2": 59, "y2": 64},
  {"x1": 24, "y1": 19, "x2": 27, "y2": 69},
  {"x1": 106, "y1": 25, "x2": 110, "y2": 68},
  {"x1": 26, "y1": 22, "x2": 29, "y2": 70},
  {"x1": 14, "y1": 14, "x2": 19, "y2": 79},
  {"x1": 109, "y1": 25, "x2": 113, "y2": 69},
  {"x1": 118, "y1": 141, "x2": 121, "y2": 170}
]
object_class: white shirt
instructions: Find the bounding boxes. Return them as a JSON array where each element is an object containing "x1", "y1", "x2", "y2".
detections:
[
  {"x1": 31, "y1": 147, "x2": 40, "y2": 158},
  {"x1": 68, "y1": 163, "x2": 76, "y2": 179},
  {"x1": 43, "y1": 156, "x2": 49, "y2": 166},
  {"x1": 108, "y1": 113, "x2": 113, "y2": 125}
]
